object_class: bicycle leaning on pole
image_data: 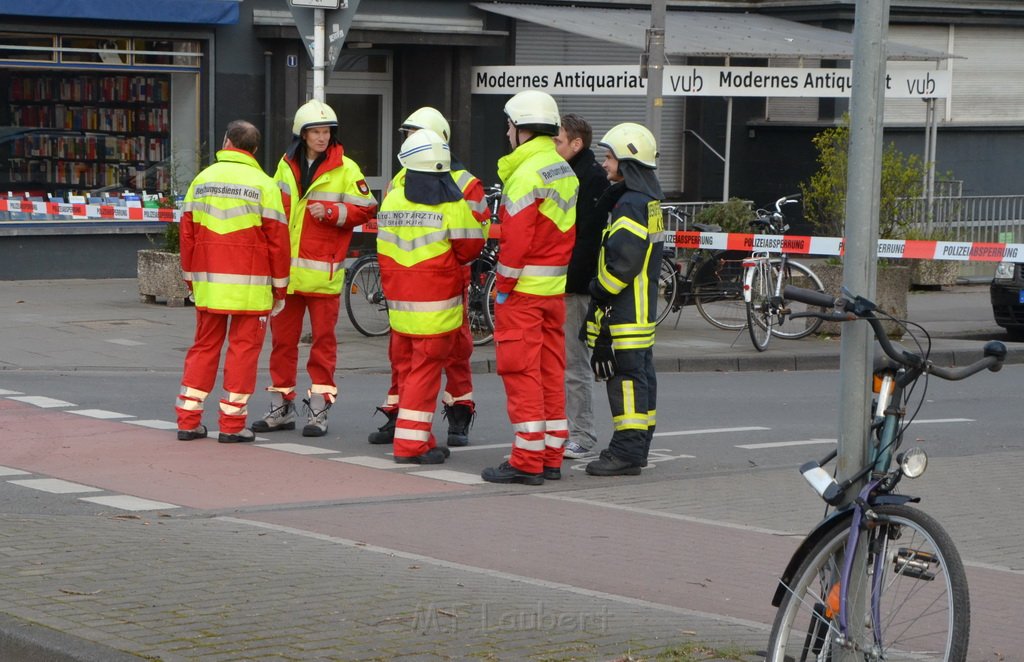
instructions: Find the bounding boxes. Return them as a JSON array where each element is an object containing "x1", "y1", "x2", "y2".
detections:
[
  {"x1": 742, "y1": 194, "x2": 828, "y2": 351},
  {"x1": 343, "y1": 184, "x2": 502, "y2": 344},
  {"x1": 764, "y1": 284, "x2": 1007, "y2": 662}
]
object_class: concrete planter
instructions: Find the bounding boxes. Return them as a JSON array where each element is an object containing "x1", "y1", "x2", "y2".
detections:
[
  {"x1": 137, "y1": 249, "x2": 190, "y2": 307},
  {"x1": 909, "y1": 259, "x2": 960, "y2": 289},
  {"x1": 814, "y1": 264, "x2": 910, "y2": 338}
]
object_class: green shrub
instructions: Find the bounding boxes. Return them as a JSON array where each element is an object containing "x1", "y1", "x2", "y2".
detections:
[{"x1": 693, "y1": 197, "x2": 754, "y2": 234}]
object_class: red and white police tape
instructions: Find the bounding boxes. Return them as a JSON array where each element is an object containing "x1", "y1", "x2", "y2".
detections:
[{"x1": 3, "y1": 196, "x2": 1020, "y2": 264}]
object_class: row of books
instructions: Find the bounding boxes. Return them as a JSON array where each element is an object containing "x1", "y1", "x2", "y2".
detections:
[
  {"x1": 9, "y1": 105, "x2": 170, "y2": 134},
  {"x1": 8, "y1": 134, "x2": 169, "y2": 162},
  {"x1": 6, "y1": 159, "x2": 170, "y2": 189},
  {"x1": 8, "y1": 74, "x2": 171, "y2": 104}
]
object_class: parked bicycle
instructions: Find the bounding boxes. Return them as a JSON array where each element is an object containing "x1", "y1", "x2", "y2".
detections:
[
  {"x1": 464, "y1": 184, "x2": 502, "y2": 346},
  {"x1": 742, "y1": 194, "x2": 827, "y2": 351},
  {"x1": 344, "y1": 250, "x2": 389, "y2": 337},
  {"x1": 765, "y1": 284, "x2": 1007, "y2": 662},
  {"x1": 656, "y1": 205, "x2": 749, "y2": 331},
  {"x1": 343, "y1": 184, "x2": 502, "y2": 343}
]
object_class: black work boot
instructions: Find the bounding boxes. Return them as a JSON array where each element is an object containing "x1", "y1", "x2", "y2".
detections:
[
  {"x1": 481, "y1": 461, "x2": 544, "y2": 486},
  {"x1": 443, "y1": 403, "x2": 474, "y2": 447},
  {"x1": 367, "y1": 407, "x2": 397, "y2": 444},
  {"x1": 394, "y1": 446, "x2": 450, "y2": 465},
  {"x1": 585, "y1": 449, "x2": 642, "y2": 476}
]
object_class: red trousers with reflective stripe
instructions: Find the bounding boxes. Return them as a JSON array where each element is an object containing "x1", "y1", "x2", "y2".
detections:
[
  {"x1": 266, "y1": 293, "x2": 339, "y2": 399},
  {"x1": 176, "y1": 311, "x2": 266, "y2": 433},
  {"x1": 494, "y1": 292, "x2": 568, "y2": 474},
  {"x1": 391, "y1": 331, "x2": 456, "y2": 459},
  {"x1": 383, "y1": 285, "x2": 473, "y2": 411}
]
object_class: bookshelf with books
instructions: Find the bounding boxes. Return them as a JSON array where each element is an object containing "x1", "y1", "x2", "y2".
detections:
[{"x1": 1, "y1": 72, "x2": 171, "y2": 192}]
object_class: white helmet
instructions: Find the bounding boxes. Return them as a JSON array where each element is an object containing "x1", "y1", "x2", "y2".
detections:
[
  {"x1": 292, "y1": 99, "x2": 338, "y2": 136},
  {"x1": 400, "y1": 107, "x2": 450, "y2": 142},
  {"x1": 398, "y1": 129, "x2": 450, "y2": 173},
  {"x1": 504, "y1": 90, "x2": 560, "y2": 136},
  {"x1": 599, "y1": 122, "x2": 658, "y2": 169}
]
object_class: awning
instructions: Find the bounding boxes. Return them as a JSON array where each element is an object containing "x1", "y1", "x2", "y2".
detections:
[
  {"x1": 0, "y1": 0, "x2": 240, "y2": 25},
  {"x1": 474, "y1": 3, "x2": 950, "y2": 62}
]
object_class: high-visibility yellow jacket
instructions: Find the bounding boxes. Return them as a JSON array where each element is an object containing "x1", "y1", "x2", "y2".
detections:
[
  {"x1": 376, "y1": 181, "x2": 485, "y2": 336},
  {"x1": 586, "y1": 185, "x2": 665, "y2": 351},
  {"x1": 274, "y1": 142, "x2": 378, "y2": 297},
  {"x1": 495, "y1": 136, "x2": 578, "y2": 297},
  {"x1": 180, "y1": 148, "x2": 290, "y2": 315}
]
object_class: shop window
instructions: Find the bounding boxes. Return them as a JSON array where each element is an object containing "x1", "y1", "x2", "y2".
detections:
[
  {"x1": 335, "y1": 53, "x2": 389, "y2": 74},
  {"x1": 60, "y1": 37, "x2": 131, "y2": 66},
  {"x1": 0, "y1": 34, "x2": 55, "y2": 62},
  {"x1": 134, "y1": 39, "x2": 202, "y2": 67}
]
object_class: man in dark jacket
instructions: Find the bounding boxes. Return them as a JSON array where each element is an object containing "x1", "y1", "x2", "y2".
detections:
[{"x1": 553, "y1": 114, "x2": 610, "y2": 460}]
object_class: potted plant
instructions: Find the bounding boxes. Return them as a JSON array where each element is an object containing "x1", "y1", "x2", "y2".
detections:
[
  {"x1": 137, "y1": 193, "x2": 191, "y2": 306},
  {"x1": 800, "y1": 116, "x2": 934, "y2": 337}
]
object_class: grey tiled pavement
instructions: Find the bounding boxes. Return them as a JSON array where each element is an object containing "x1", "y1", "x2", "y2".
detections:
[{"x1": 0, "y1": 276, "x2": 1021, "y2": 661}]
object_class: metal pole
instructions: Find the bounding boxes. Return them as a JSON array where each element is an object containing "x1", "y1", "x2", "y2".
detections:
[
  {"x1": 838, "y1": 1, "x2": 891, "y2": 658},
  {"x1": 645, "y1": 0, "x2": 666, "y2": 142},
  {"x1": 924, "y1": 98, "x2": 936, "y2": 232},
  {"x1": 723, "y1": 97, "x2": 733, "y2": 201},
  {"x1": 313, "y1": 8, "x2": 326, "y2": 102}
]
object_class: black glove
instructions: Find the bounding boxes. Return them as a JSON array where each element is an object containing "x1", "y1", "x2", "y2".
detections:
[{"x1": 590, "y1": 320, "x2": 616, "y2": 381}]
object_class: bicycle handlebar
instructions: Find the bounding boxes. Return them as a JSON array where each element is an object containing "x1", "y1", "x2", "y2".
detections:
[{"x1": 783, "y1": 284, "x2": 1007, "y2": 379}]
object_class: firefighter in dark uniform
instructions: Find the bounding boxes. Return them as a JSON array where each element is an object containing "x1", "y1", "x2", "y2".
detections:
[{"x1": 584, "y1": 122, "x2": 664, "y2": 476}]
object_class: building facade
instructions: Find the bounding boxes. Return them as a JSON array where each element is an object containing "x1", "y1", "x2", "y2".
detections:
[{"x1": 1, "y1": 0, "x2": 1022, "y2": 277}]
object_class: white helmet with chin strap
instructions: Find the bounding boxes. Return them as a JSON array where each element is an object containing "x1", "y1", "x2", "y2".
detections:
[
  {"x1": 400, "y1": 107, "x2": 450, "y2": 142},
  {"x1": 292, "y1": 99, "x2": 338, "y2": 137},
  {"x1": 504, "y1": 90, "x2": 560, "y2": 136},
  {"x1": 599, "y1": 122, "x2": 659, "y2": 169},
  {"x1": 398, "y1": 129, "x2": 450, "y2": 173}
]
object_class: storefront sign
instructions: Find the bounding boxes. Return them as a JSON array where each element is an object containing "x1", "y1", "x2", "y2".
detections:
[{"x1": 471, "y1": 65, "x2": 951, "y2": 99}]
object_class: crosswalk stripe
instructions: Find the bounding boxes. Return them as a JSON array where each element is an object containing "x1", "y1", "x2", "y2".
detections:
[
  {"x1": 408, "y1": 469, "x2": 486, "y2": 485},
  {"x1": 0, "y1": 465, "x2": 31, "y2": 476},
  {"x1": 8, "y1": 478, "x2": 103, "y2": 494},
  {"x1": 257, "y1": 443, "x2": 336, "y2": 455},
  {"x1": 80, "y1": 495, "x2": 180, "y2": 511},
  {"x1": 124, "y1": 419, "x2": 178, "y2": 430},
  {"x1": 7, "y1": 395, "x2": 75, "y2": 408},
  {"x1": 68, "y1": 409, "x2": 134, "y2": 420},
  {"x1": 332, "y1": 455, "x2": 403, "y2": 469}
]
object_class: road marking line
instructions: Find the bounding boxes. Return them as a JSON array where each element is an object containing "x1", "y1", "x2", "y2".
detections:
[
  {"x1": 8, "y1": 478, "x2": 103, "y2": 494},
  {"x1": 447, "y1": 442, "x2": 509, "y2": 452},
  {"x1": 736, "y1": 439, "x2": 836, "y2": 450},
  {"x1": 7, "y1": 395, "x2": 75, "y2": 408},
  {"x1": 105, "y1": 338, "x2": 146, "y2": 346},
  {"x1": 256, "y1": 442, "x2": 336, "y2": 455},
  {"x1": 68, "y1": 409, "x2": 134, "y2": 420},
  {"x1": 218, "y1": 515, "x2": 773, "y2": 632},
  {"x1": 408, "y1": 469, "x2": 486, "y2": 485},
  {"x1": 534, "y1": 494, "x2": 797, "y2": 536},
  {"x1": 0, "y1": 389, "x2": 24, "y2": 396},
  {"x1": 124, "y1": 419, "x2": 178, "y2": 430},
  {"x1": 653, "y1": 426, "x2": 770, "y2": 438},
  {"x1": 80, "y1": 495, "x2": 180, "y2": 511},
  {"x1": 0, "y1": 465, "x2": 31, "y2": 476},
  {"x1": 331, "y1": 455, "x2": 403, "y2": 469},
  {"x1": 908, "y1": 418, "x2": 974, "y2": 424}
]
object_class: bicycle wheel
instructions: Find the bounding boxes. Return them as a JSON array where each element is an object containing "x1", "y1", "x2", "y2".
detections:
[
  {"x1": 468, "y1": 268, "x2": 496, "y2": 346},
  {"x1": 655, "y1": 256, "x2": 678, "y2": 326},
  {"x1": 771, "y1": 259, "x2": 827, "y2": 340},
  {"x1": 692, "y1": 253, "x2": 747, "y2": 330},
  {"x1": 344, "y1": 255, "x2": 390, "y2": 337},
  {"x1": 767, "y1": 504, "x2": 969, "y2": 662},
  {"x1": 746, "y1": 260, "x2": 773, "y2": 351}
]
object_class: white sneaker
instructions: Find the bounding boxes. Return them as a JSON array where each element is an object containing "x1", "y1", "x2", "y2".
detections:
[{"x1": 563, "y1": 440, "x2": 596, "y2": 459}]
